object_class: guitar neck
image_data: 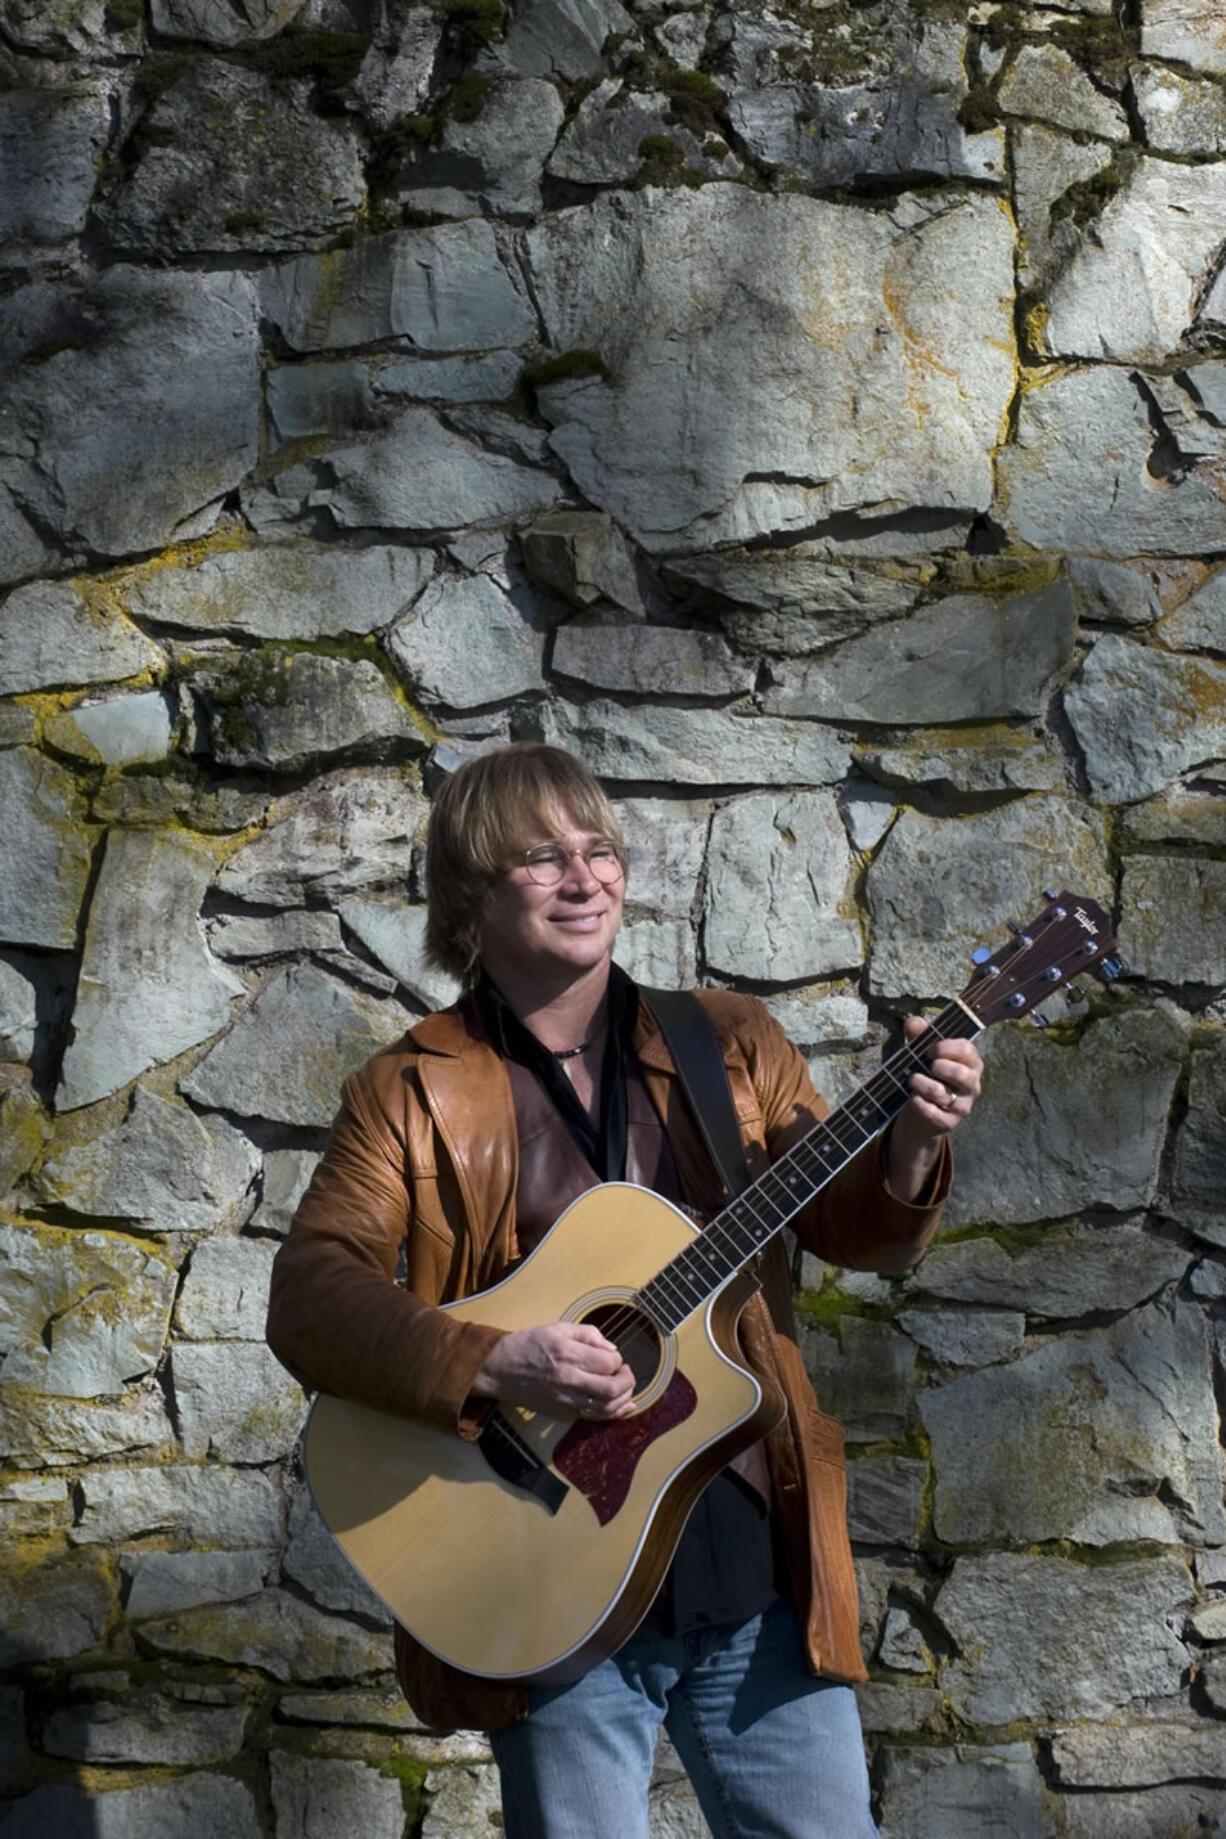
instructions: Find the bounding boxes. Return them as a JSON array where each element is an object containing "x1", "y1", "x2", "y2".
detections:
[{"x1": 637, "y1": 999, "x2": 983, "y2": 1334}]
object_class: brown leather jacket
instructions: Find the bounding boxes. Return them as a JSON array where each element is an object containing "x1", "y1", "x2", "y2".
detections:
[{"x1": 266, "y1": 987, "x2": 949, "y2": 1732}]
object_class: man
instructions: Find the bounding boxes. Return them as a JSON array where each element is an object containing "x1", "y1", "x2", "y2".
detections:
[{"x1": 267, "y1": 742, "x2": 982, "y2": 1839}]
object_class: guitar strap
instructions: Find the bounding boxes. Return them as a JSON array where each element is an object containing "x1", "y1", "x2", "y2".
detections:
[{"x1": 642, "y1": 989, "x2": 751, "y2": 1202}]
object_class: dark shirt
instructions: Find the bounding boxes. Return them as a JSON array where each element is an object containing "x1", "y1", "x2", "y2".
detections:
[{"x1": 477, "y1": 968, "x2": 780, "y2": 1638}]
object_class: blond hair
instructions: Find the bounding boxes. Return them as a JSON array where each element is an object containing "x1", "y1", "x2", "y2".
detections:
[{"x1": 424, "y1": 744, "x2": 625, "y2": 987}]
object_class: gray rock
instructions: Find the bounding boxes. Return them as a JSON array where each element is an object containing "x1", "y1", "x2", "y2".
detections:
[
  {"x1": 1142, "y1": 0, "x2": 1226, "y2": 75},
  {"x1": 3, "y1": 266, "x2": 259, "y2": 560},
  {"x1": 704, "y1": 791, "x2": 860, "y2": 982},
  {"x1": 400, "y1": 77, "x2": 565, "y2": 218},
  {"x1": 0, "y1": 1221, "x2": 176, "y2": 1400},
  {"x1": 0, "y1": 705, "x2": 37, "y2": 748},
  {"x1": 877, "y1": 1744, "x2": 1043, "y2": 1839},
  {"x1": 855, "y1": 1683, "x2": 942, "y2": 1737},
  {"x1": 421, "y1": 1763, "x2": 504, "y2": 1839},
  {"x1": 216, "y1": 768, "x2": 428, "y2": 907},
  {"x1": 1051, "y1": 1719, "x2": 1226, "y2": 1787},
  {"x1": 284, "y1": 1483, "x2": 391, "y2": 1621},
  {"x1": 315, "y1": 407, "x2": 566, "y2": 532},
  {"x1": 866, "y1": 797, "x2": 1110, "y2": 1001},
  {"x1": 1045, "y1": 1784, "x2": 1226, "y2": 1833},
  {"x1": 611, "y1": 795, "x2": 709, "y2": 922},
  {"x1": 922, "y1": 1300, "x2": 1224, "y2": 1547},
  {"x1": 897, "y1": 1309, "x2": 1024, "y2": 1368},
  {"x1": 614, "y1": 918, "x2": 697, "y2": 990},
  {"x1": 998, "y1": 365, "x2": 1226, "y2": 556},
  {"x1": 1160, "y1": 566, "x2": 1226, "y2": 649},
  {"x1": 150, "y1": 0, "x2": 305, "y2": 44},
  {"x1": 878, "y1": 1607, "x2": 932, "y2": 1674},
  {"x1": 940, "y1": 1010, "x2": 1188, "y2": 1228},
  {"x1": 138, "y1": 1587, "x2": 391, "y2": 1681},
  {"x1": 173, "y1": 1236, "x2": 277, "y2": 1339},
  {"x1": 1119, "y1": 789, "x2": 1226, "y2": 848},
  {"x1": 1133, "y1": 63, "x2": 1226, "y2": 154},
  {"x1": 762, "y1": 581, "x2": 1076, "y2": 725},
  {"x1": 387, "y1": 572, "x2": 546, "y2": 708},
  {"x1": 278, "y1": 1686, "x2": 433, "y2": 1728},
  {"x1": 1041, "y1": 158, "x2": 1226, "y2": 363},
  {"x1": 935, "y1": 1552, "x2": 1190, "y2": 1724},
  {"x1": 520, "y1": 509, "x2": 644, "y2": 614},
  {"x1": 124, "y1": 543, "x2": 432, "y2": 641},
  {"x1": 121, "y1": 1549, "x2": 272, "y2": 1619},
  {"x1": 664, "y1": 550, "x2": 921, "y2": 650},
  {"x1": 0, "y1": 747, "x2": 94, "y2": 949},
  {"x1": 1067, "y1": 556, "x2": 1165, "y2": 628},
  {"x1": 338, "y1": 901, "x2": 460, "y2": 1012},
  {"x1": 261, "y1": 221, "x2": 535, "y2": 354},
  {"x1": 266, "y1": 360, "x2": 377, "y2": 442},
  {"x1": 856, "y1": 726, "x2": 1067, "y2": 797},
  {"x1": 1065, "y1": 634, "x2": 1226, "y2": 805},
  {"x1": 846, "y1": 1456, "x2": 926, "y2": 1547},
  {"x1": 1120, "y1": 856, "x2": 1226, "y2": 985},
  {"x1": 71, "y1": 1464, "x2": 281, "y2": 1547},
  {"x1": 550, "y1": 80, "x2": 739, "y2": 186},
  {"x1": 351, "y1": 3, "x2": 439, "y2": 128},
  {"x1": 0, "y1": 1555, "x2": 112, "y2": 1666},
  {"x1": 371, "y1": 350, "x2": 523, "y2": 408},
  {"x1": 37, "y1": 1088, "x2": 257, "y2": 1239},
  {"x1": 0, "y1": 1476, "x2": 70, "y2": 1538},
  {"x1": 0, "y1": 1073, "x2": 48, "y2": 1198},
  {"x1": 0, "y1": 956, "x2": 37, "y2": 1061},
  {"x1": 44, "y1": 691, "x2": 175, "y2": 768},
  {"x1": 44, "y1": 1695, "x2": 248, "y2": 1765},
  {"x1": 502, "y1": 0, "x2": 634, "y2": 80},
  {"x1": 101, "y1": 60, "x2": 363, "y2": 254},
  {"x1": 759, "y1": 984, "x2": 871, "y2": 1053},
  {"x1": 1175, "y1": 1036, "x2": 1226, "y2": 1203},
  {"x1": 910, "y1": 1217, "x2": 1191, "y2": 1314},
  {"x1": 0, "y1": 0, "x2": 126, "y2": 53},
  {"x1": 181, "y1": 963, "x2": 408, "y2": 1127},
  {"x1": 543, "y1": 699, "x2": 848, "y2": 787},
  {"x1": 91, "y1": 775, "x2": 272, "y2": 836},
  {"x1": 0, "y1": 87, "x2": 110, "y2": 245},
  {"x1": 999, "y1": 44, "x2": 1129, "y2": 139},
  {"x1": 654, "y1": 11, "x2": 706, "y2": 70},
  {"x1": 58, "y1": 830, "x2": 242, "y2": 1112},
  {"x1": 554, "y1": 620, "x2": 754, "y2": 699},
  {"x1": 839, "y1": 781, "x2": 896, "y2": 851},
  {"x1": 731, "y1": 79, "x2": 1003, "y2": 190},
  {"x1": 0, "y1": 1777, "x2": 262, "y2": 1839},
  {"x1": 250, "y1": 1148, "x2": 321, "y2": 1236},
  {"x1": 197, "y1": 651, "x2": 417, "y2": 773},
  {"x1": 0, "y1": 1386, "x2": 172, "y2": 1468},
  {"x1": 799, "y1": 1318, "x2": 916, "y2": 1441},
  {"x1": 526, "y1": 187, "x2": 1014, "y2": 551},
  {"x1": 269, "y1": 1755, "x2": 406, "y2": 1839},
  {"x1": 171, "y1": 1340, "x2": 306, "y2": 1461},
  {"x1": 0, "y1": 580, "x2": 163, "y2": 696},
  {"x1": 1199, "y1": 262, "x2": 1226, "y2": 338},
  {"x1": 209, "y1": 909, "x2": 344, "y2": 960}
]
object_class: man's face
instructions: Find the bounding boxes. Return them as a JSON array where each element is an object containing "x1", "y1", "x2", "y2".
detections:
[{"x1": 476, "y1": 814, "x2": 626, "y2": 992}]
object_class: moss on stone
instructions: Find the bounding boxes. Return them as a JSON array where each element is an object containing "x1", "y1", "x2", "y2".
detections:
[
  {"x1": 104, "y1": 0, "x2": 144, "y2": 30},
  {"x1": 445, "y1": 69, "x2": 493, "y2": 123},
  {"x1": 1049, "y1": 161, "x2": 1123, "y2": 231},
  {"x1": 429, "y1": 0, "x2": 507, "y2": 49},
  {"x1": 246, "y1": 30, "x2": 373, "y2": 90}
]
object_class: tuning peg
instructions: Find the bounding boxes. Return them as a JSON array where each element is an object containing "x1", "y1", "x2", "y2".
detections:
[
  {"x1": 1100, "y1": 957, "x2": 1123, "y2": 980},
  {"x1": 971, "y1": 946, "x2": 993, "y2": 965},
  {"x1": 1042, "y1": 888, "x2": 1059, "y2": 901},
  {"x1": 1029, "y1": 1011, "x2": 1050, "y2": 1027},
  {"x1": 1005, "y1": 922, "x2": 1034, "y2": 945},
  {"x1": 1064, "y1": 984, "x2": 1086, "y2": 1002}
]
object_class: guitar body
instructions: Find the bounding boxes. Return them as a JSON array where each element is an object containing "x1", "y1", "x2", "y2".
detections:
[{"x1": 304, "y1": 1183, "x2": 784, "y2": 1684}]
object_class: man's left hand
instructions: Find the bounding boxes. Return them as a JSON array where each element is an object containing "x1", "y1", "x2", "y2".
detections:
[{"x1": 885, "y1": 1020, "x2": 984, "y2": 1202}]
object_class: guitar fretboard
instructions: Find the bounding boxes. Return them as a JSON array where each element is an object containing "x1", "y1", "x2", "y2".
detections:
[{"x1": 636, "y1": 1001, "x2": 982, "y2": 1334}]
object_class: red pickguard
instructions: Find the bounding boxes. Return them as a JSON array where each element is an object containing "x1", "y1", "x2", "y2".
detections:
[{"x1": 553, "y1": 1371, "x2": 698, "y2": 1526}]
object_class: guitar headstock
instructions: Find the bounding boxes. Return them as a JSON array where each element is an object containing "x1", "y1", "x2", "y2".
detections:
[{"x1": 963, "y1": 891, "x2": 1118, "y2": 1029}]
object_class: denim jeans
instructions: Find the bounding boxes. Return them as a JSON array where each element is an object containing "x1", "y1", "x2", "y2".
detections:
[{"x1": 489, "y1": 1598, "x2": 880, "y2": 1839}]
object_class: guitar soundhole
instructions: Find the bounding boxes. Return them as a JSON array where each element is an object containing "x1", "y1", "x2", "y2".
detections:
[{"x1": 582, "y1": 1304, "x2": 662, "y2": 1395}]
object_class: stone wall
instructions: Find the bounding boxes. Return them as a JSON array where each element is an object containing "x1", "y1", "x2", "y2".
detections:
[{"x1": 1, "y1": 0, "x2": 1225, "y2": 1832}]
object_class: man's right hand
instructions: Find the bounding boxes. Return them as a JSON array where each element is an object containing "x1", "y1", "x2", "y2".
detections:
[{"x1": 469, "y1": 1322, "x2": 637, "y2": 1421}]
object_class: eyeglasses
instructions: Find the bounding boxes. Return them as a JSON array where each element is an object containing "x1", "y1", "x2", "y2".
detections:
[{"x1": 516, "y1": 842, "x2": 627, "y2": 887}]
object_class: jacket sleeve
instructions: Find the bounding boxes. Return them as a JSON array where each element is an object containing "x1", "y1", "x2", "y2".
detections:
[
  {"x1": 265, "y1": 1064, "x2": 503, "y2": 1437},
  {"x1": 743, "y1": 999, "x2": 950, "y2": 1275}
]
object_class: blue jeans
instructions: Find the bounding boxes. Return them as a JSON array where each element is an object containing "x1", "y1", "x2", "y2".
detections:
[{"x1": 490, "y1": 1598, "x2": 879, "y2": 1839}]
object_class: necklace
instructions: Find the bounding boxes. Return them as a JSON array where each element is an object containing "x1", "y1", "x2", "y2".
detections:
[{"x1": 553, "y1": 1034, "x2": 598, "y2": 1061}]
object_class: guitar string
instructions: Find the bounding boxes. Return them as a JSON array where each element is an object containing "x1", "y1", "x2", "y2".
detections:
[{"x1": 564, "y1": 912, "x2": 1096, "y2": 1382}]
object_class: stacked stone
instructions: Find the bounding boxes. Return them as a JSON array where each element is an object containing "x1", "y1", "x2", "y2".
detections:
[{"x1": 1, "y1": 0, "x2": 1224, "y2": 1831}]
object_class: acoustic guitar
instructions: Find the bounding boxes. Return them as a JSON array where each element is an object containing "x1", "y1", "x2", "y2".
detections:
[{"x1": 305, "y1": 892, "x2": 1118, "y2": 1684}]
